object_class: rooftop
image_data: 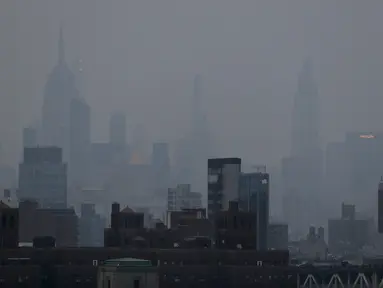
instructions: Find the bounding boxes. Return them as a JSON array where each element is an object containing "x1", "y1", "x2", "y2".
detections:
[{"x1": 103, "y1": 258, "x2": 152, "y2": 267}]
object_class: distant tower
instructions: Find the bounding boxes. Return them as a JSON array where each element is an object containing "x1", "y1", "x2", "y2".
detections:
[
  {"x1": 291, "y1": 58, "x2": 319, "y2": 157},
  {"x1": 109, "y1": 112, "x2": 126, "y2": 146},
  {"x1": 42, "y1": 26, "x2": 78, "y2": 161},
  {"x1": 69, "y1": 97, "x2": 91, "y2": 186},
  {"x1": 23, "y1": 127, "x2": 37, "y2": 148},
  {"x1": 151, "y1": 142, "x2": 170, "y2": 196},
  {"x1": 378, "y1": 178, "x2": 383, "y2": 233}
]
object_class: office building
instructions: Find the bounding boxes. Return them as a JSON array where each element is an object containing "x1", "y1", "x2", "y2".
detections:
[
  {"x1": 18, "y1": 147, "x2": 67, "y2": 208},
  {"x1": 167, "y1": 184, "x2": 202, "y2": 211},
  {"x1": 239, "y1": 170, "x2": 269, "y2": 250},
  {"x1": 41, "y1": 27, "x2": 78, "y2": 161},
  {"x1": 207, "y1": 158, "x2": 241, "y2": 219}
]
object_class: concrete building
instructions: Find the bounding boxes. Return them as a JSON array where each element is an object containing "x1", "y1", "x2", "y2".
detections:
[
  {"x1": 239, "y1": 170, "x2": 269, "y2": 250},
  {"x1": 18, "y1": 147, "x2": 67, "y2": 208},
  {"x1": 207, "y1": 158, "x2": 241, "y2": 219},
  {"x1": 97, "y1": 258, "x2": 159, "y2": 288},
  {"x1": 167, "y1": 184, "x2": 202, "y2": 212}
]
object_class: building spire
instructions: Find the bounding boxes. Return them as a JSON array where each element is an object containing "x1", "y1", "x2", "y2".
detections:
[{"x1": 58, "y1": 24, "x2": 65, "y2": 64}]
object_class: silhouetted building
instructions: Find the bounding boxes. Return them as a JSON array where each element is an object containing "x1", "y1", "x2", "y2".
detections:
[
  {"x1": 0, "y1": 201, "x2": 18, "y2": 248},
  {"x1": 69, "y1": 97, "x2": 90, "y2": 186},
  {"x1": 19, "y1": 199, "x2": 78, "y2": 247},
  {"x1": 239, "y1": 170, "x2": 269, "y2": 250},
  {"x1": 41, "y1": 27, "x2": 78, "y2": 161},
  {"x1": 23, "y1": 127, "x2": 37, "y2": 148},
  {"x1": 328, "y1": 203, "x2": 372, "y2": 255},
  {"x1": 214, "y1": 201, "x2": 257, "y2": 250},
  {"x1": 167, "y1": 184, "x2": 202, "y2": 211},
  {"x1": 18, "y1": 147, "x2": 67, "y2": 208},
  {"x1": 104, "y1": 203, "x2": 145, "y2": 247},
  {"x1": 286, "y1": 58, "x2": 323, "y2": 236},
  {"x1": 208, "y1": 158, "x2": 241, "y2": 220},
  {"x1": 79, "y1": 203, "x2": 105, "y2": 247},
  {"x1": 268, "y1": 222, "x2": 288, "y2": 250}
]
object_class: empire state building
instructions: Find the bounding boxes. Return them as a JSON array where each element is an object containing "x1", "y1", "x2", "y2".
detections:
[{"x1": 42, "y1": 27, "x2": 78, "y2": 160}]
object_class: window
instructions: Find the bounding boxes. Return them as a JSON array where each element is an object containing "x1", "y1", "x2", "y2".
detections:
[
  {"x1": 107, "y1": 277, "x2": 111, "y2": 288},
  {"x1": 133, "y1": 279, "x2": 140, "y2": 288}
]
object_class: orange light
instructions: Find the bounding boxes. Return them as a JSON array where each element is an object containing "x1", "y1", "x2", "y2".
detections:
[{"x1": 359, "y1": 134, "x2": 375, "y2": 139}]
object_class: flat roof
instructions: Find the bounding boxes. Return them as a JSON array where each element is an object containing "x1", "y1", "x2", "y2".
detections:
[{"x1": 103, "y1": 258, "x2": 152, "y2": 267}]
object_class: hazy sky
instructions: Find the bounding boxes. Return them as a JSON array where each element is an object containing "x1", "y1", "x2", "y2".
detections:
[{"x1": 1, "y1": 0, "x2": 383, "y2": 167}]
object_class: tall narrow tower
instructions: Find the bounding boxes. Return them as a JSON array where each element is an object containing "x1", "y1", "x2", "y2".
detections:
[{"x1": 291, "y1": 58, "x2": 319, "y2": 157}]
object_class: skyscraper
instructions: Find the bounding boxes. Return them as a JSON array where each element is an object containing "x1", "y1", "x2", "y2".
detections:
[
  {"x1": 18, "y1": 147, "x2": 67, "y2": 208},
  {"x1": 208, "y1": 158, "x2": 241, "y2": 220},
  {"x1": 283, "y1": 58, "x2": 323, "y2": 236},
  {"x1": 190, "y1": 75, "x2": 211, "y2": 202},
  {"x1": 239, "y1": 170, "x2": 269, "y2": 250},
  {"x1": 109, "y1": 112, "x2": 127, "y2": 146},
  {"x1": 291, "y1": 58, "x2": 319, "y2": 157},
  {"x1": 41, "y1": 27, "x2": 78, "y2": 161},
  {"x1": 151, "y1": 142, "x2": 170, "y2": 196},
  {"x1": 69, "y1": 97, "x2": 91, "y2": 186}
]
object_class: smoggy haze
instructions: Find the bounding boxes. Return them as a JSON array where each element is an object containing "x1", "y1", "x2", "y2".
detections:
[{"x1": 1, "y1": 0, "x2": 383, "y2": 168}]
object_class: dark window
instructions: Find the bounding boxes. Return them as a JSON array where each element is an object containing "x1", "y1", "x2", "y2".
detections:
[
  {"x1": 133, "y1": 279, "x2": 140, "y2": 288},
  {"x1": 233, "y1": 216, "x2": 238, "y2": 229},
  {"x1": 107, "y1": 278, "x2": 111, "y2": 288}
]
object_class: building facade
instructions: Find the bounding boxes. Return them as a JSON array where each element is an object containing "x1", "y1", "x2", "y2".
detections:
[
  {"x1": 167, "y1": 184, "x2": 202, "y2": 212},
  {"x1": 18, "y1": 147, "x2": 67, "y2": 208},
  {"x1": 207, "y1": 158, "x2": 241, "y2": 219},
  {"x1": 97, "y1": 258, "x2": 159, "y2": 288},
  {"x1": 239, "y1": 171, "x2": 269, "y2": 250}
]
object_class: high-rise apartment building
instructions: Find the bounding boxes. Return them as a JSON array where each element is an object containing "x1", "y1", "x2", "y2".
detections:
[
  {"x1": 18, "y1": 147, "x2": 67, "y2": 208},
  {"x1": 207, "y1": 158, "x2": 241, "y2": 219},
  {"x1": 239, "y1": 170, "x2": 269, "y2": 250}
]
